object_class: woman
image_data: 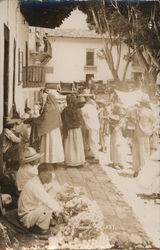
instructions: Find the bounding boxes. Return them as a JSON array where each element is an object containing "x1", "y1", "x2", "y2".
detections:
[
  {"x1": 61, "y1": 95, "x2": 85, "y2": 167},
  {"x1": 26, "y1": 90, "x2": 64, "y2": 164},
  {"x1": 109, "y1": 105, "x2": 127, "y2": 170},
  {"x1": 98, "y1": 100, "x2": 109, "y2": 153}
]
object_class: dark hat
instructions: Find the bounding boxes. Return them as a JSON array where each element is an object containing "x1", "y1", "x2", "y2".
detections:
[
  {"x1": 24, "y1": 107, "x2": 31, "y2": 113},
  {"x1": 77, "y1": 96, "x2": 86, "y2": 103}
]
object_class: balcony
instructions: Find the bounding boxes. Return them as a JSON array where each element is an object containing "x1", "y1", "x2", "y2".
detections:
[
  {"x1": 30, "y1": 39, "x2": 52, "y2": 65},
  {"x1": 23, "y1": 65, "x2": 45, "y2": 88}
]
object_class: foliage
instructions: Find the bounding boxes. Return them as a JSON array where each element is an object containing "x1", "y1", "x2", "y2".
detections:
[{"x1": 79, "y1": 0, "x2": 160, "y2": 86}]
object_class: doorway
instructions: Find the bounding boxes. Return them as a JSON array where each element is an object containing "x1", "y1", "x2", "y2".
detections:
[
  {"x1": 13, "y1": 39, "x2": 16, "y2": 104},
  {"x1": 3, "y1": 24, "x2": 10, "y2": 124}
]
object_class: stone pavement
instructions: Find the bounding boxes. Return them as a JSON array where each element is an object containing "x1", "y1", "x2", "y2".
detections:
[{"x1": 54, "y1": 163, "x2": 153, "y2": 249}]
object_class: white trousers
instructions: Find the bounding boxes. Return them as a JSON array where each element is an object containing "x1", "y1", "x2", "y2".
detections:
[
  {"x1": 88, "y1": 130, "x2": 99, "y2": 159},
  {"x1": 20, "y1": 205, "x2": 52, "y2": 230}
]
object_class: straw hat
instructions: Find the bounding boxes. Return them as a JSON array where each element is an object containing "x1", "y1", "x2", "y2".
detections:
[
  {"x1": 109, "y1": 114, "x2": 120, "y2": 122},
  {"x1": 139, "y1": 94, "x2": 150, "y2": 104},
  {"x1": 79, "y1": 89, "x2": 93, "y2": 97},
  {"x1": 22, "y1": 147, "x2": 44, "y2": 164},
  {"x1": 97, "y1": 99, "x2": 106, "y2": 105},
  {"x1": 4, "y1": 117, "x2": 20, "y2": 126}
]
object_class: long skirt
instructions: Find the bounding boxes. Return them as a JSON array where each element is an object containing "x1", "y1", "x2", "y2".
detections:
[
  {"x1": 64, "y1": 128, "x2": 85, "y2": 166},
  {"x1": 110, "y1": 127, "x2": 127, "y2": 166},
  {"x1": 132, "y1": 126, "x2": 150, "y2": 174},
  {"x1": 40, "y1": 127, "x2": 64, "y2": 164}
]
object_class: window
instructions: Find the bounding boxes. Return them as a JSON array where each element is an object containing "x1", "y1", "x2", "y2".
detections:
[
  {"x1": 18, "y1": 49, "x2": 23, "y2": 84},
  {"x1": 86, "y1": 50, "x2": 94, "y2": 66},
  {"x1": 131, "y1": 72, "x2": 142, "y2": 82}
]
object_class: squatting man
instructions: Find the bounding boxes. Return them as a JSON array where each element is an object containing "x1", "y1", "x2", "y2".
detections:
[{"x1": 18, "y1": 163, "x2": 66, "y2": 235}]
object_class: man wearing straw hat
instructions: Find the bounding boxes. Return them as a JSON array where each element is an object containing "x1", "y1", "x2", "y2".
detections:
[
  {"x1": 2, "y1": 117, "x2": 22, "y2": 165},
  {"x1": 80, "y1": 89, "x2": 100, "y2": 163},
  {"x1": 16, "y1": 147, "x2": 44, "y2": 192},
  {"x1": 18, "y1": 163, "x2": 63, "y2": 234},
  {"x1": 132, "y1": 94, "x2": 155, "y2": 177}
]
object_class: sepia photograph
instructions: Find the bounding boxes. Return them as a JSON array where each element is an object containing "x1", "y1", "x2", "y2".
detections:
[{"x1": 0, "y1": 0, "x2": 160, "y2": 249}]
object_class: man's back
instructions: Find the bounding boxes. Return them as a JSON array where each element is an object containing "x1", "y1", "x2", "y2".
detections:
[
  {"x1": 18, "y1": 176, "x2": 61, "y2": 217},
  {"x1": 81, "y1": 103, "x2": 99, "y2": 130}
]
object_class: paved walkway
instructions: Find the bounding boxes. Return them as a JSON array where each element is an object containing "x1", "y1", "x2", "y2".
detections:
[{"x1": 54, "y1": 163, "x2": 153, "y2": 249}]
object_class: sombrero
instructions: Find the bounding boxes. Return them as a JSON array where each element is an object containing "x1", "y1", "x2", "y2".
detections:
[
  {"x1": 22, "y1": 147, "x2": 44, "y2": 164},
  {"x1": 5, "y1": 117, "x2": 20, "y2": 126},
  {"x1": 109, "y1": 114, "x2": 120, "y2": 121},
  {"x1": 139, "y1": 94, "x2": 150, "y2": 104}
]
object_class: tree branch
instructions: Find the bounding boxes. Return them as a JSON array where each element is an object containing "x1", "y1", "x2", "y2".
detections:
[{"x1": 116, "y1": 38, "x2": 121, "y2": 72}]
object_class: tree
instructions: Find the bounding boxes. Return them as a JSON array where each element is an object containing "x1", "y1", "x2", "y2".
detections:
[{"x1": 79, "y1": 0, "x2": 160, "y2": 94}]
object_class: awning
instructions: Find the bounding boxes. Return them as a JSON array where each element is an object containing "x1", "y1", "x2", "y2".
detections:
[{"x1": 115, "y1": 89, "x2": 144, "y2": 108}]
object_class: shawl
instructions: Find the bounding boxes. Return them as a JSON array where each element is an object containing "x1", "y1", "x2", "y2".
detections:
[
  {"x1": 32, "y1": 94, "x2": 62, "y2": 137},
  {"x1": 61, "y1": 95, "x2": 83, "y2": 138}
]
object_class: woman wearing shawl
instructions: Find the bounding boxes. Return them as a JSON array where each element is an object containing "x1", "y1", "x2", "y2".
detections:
[
  {"x1": 25, "y1": 90, "x2": 64, "y2": 164},
  {"x1": 61, "y1": 95, "x2": 85, "y2": 167}
]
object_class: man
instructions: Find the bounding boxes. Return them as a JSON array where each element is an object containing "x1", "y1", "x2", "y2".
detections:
[
  {"x1": 18, "y1": 163, "x2": 63, "y2": 234},
  {"x1": 3, "y1": 118, "x2": 22, "y2": 166},
  {"x1": 16, "y1": 147, "x2": 44, "y2": 192},
  {"x1": 132, "y1": 94, "x2": 155, "y2": 177},
  {"x1": 81, "y1": 90, "x2": 100, "y2": 163}
]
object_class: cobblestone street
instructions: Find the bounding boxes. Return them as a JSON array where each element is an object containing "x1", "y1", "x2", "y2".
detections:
[{"x1": 54, "y1": 162, "x2": 156, "y2": 248}]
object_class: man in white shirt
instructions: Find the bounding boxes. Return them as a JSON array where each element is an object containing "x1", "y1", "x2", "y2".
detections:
[
  {"x1": 16, "y1": 147, "x2": 44, "y2": 192},
  {"x1": 18, "y1": 163, "x2": 63, "y2": 234},
  {"x1": 132, "y1": 95, "x2": 155, "y2": 177},
  {"x1": 81, "y1": 95, "x2": 100, "y2": 163},
  {"x1": 3, "y1": 118, "x2": 22, "y2": 162}
]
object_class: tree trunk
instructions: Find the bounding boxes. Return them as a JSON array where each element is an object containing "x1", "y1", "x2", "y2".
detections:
[{"x1": 143, "y1": 71, "x2": 157, "y2": 99}]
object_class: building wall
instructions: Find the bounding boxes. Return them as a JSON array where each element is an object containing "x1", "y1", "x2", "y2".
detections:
[
  {"x1": 0, "y1": 0, "x2": 29, "y2": 133},
  {"x1": 45, "y1": 36, "x2": 132, "y2": 84}
]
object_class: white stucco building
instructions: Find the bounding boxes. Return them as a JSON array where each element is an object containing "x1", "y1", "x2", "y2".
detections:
[
  {"x1": 0, "y1": 0, "x2": 29, "y2": 133},
  {"x1": 31, "y1": 9, "x2": 139, "y2": 87},
  {"x1": 45, "y1": 31, "x2": 133, "y2": 85}
]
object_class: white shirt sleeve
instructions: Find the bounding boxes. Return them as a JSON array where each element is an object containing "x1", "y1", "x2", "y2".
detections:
[
  {"x1": 32, "y1": 178, "x2": 62, "y2": 213},
  {"x1": 4, "y1": 128, "x2": 21, "y2": 143},
  {"x1": 27, "y1": 165, "x2": 38, "y2": 177}
]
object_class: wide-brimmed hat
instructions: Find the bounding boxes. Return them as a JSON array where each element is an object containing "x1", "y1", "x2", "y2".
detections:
[
  {"x1": 22, "y1": 147, "x2": 44, "y2": 164},
  {"x1": 97, "y1": 99, "x2": 106, "y2": 105},
  {"x1": 4, "y1": 117, "x2": 20, "y2": 126},
  {"x1": 109, "y1": 114, "x2": 120, "y2": 121},
  {"x1": 139, "y1": 94, "x2": 150, "y2": 104},
  {"x1": 79, "y1": 89, "x2": 93, "y2": 97}
]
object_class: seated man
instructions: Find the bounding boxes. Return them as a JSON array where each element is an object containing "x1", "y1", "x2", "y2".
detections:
[
  {"x1": 16, "y1": 147, "x2": 44, "y2": 192},
  {"x1": 18, "y1": 163, "x2": 63, "y2": 234},
  {"x1": 3, "y1": 118, "x2": 22, "y2": 166}
]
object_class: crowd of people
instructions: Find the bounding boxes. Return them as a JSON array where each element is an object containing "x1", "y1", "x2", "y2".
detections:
[{"x1": 1, "y1": 86, "x2": 159, "y2": 235}]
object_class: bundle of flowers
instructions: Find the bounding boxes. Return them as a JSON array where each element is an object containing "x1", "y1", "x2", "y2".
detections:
[
  {"x1": 48, "y1": 185, "x2": 111, "y2": 249},
  {"x1": 57, "y1": 184, "x2": 84, "y2": 203}
]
